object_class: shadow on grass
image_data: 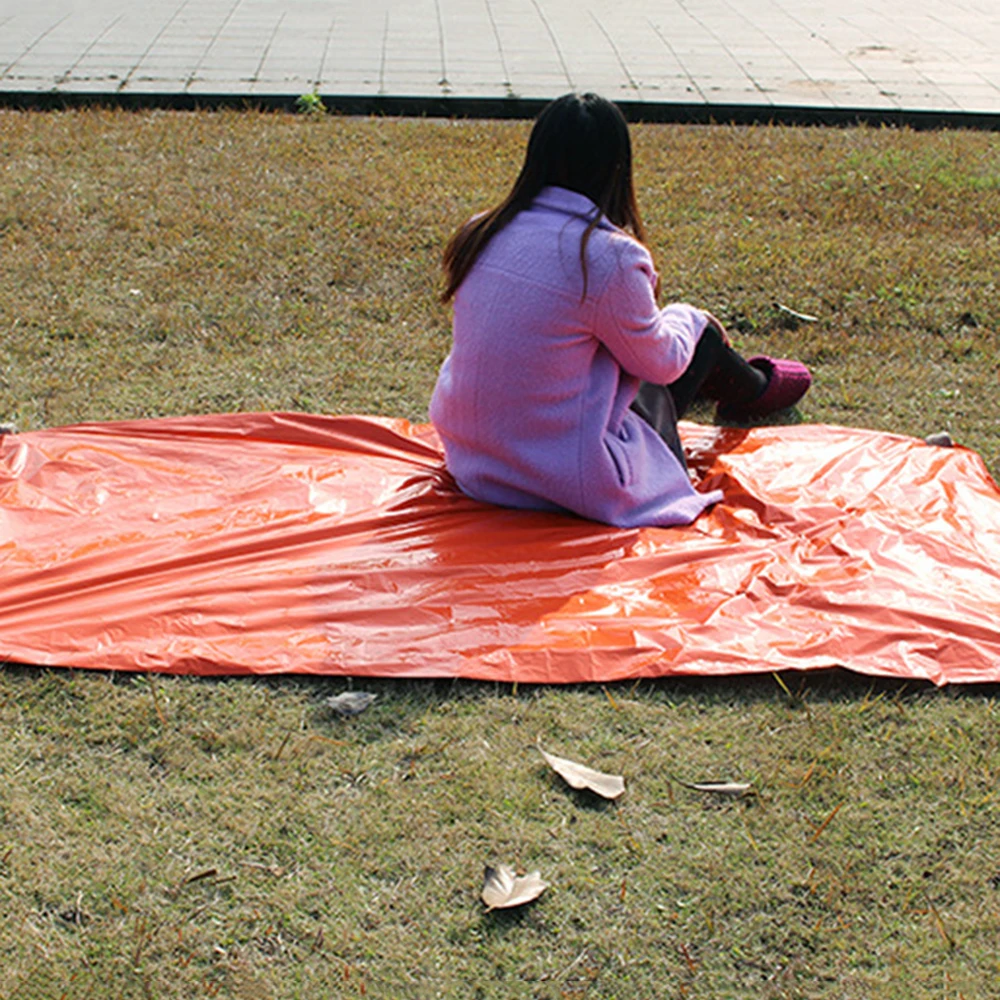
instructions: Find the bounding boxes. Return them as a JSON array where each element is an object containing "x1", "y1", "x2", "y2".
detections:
[
  {"x1": 476, "y1": 898, "x2": 548, "y2": 937},
  {"x1": 3, "y1": 658, "x2": 997, "y2": 727},
  {"x1": 537, "y1": 775, "x2": 620, "y2": 813}
]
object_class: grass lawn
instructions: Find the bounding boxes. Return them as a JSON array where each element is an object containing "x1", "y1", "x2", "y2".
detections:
[{"x1": 1, "y1": 109, "x2": 999, "y2": 999}]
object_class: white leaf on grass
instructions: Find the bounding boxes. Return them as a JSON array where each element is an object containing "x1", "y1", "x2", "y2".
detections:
[
  {"x1": 326, "y1": 691, "x2": 377, "y2": 716},
  {"x1": 775, "y1": 302, "x2": 819, "y2": 323},
  {"x1": 481, "y1": 864, "x2": 549, "y2": 910},
  {"x1": 678, "y1": 779, "x2": 754, "y2": 797},
  {"x1": 538, "y1": 747, "x2": 625, "y2": 800}
]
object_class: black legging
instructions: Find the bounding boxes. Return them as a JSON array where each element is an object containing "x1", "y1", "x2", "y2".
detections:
[{"x1": 630, "y1": 322, "x2": 766, "y2": 466}]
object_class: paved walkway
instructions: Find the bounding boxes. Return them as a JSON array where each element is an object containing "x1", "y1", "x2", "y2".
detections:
[{"x1": 1, "y1": 0, "x2": 999, "y2": 122}]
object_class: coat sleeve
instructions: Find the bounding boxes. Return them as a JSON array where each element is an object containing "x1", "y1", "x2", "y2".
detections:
[{"x1": 591, "y1": 239, "x2": 710, "y2": 386}]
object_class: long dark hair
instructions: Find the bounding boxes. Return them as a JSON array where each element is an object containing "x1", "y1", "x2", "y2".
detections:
[{"x1": 441, "y1": 93, "x2": 647, "y2": 302}]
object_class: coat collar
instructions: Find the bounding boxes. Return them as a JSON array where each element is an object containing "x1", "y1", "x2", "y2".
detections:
[{"x1": 532, "y1": 186, "x2": 620, "y2": 232}]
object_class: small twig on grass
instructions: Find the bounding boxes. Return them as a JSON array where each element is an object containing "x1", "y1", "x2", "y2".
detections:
[
  {"x1": 272, "y1": 729, "x2": 294, "y2": 761},
  {"x1": 891, "y1": 684, "x2": 911, "y2": 713},
  {"x1": 239, "y1": 860, "x2": 288, "y2": 878},
  {"x1": 132, "y1": 916, "x2": 152, "y2": 968},
  {"x1": 772, "y1": 672, "x2": 812, "y2": 717},
  {"x1": 679, "y1": 941, "x2": 698, "y2": 974},
  {"x1": 772, "y1": 671, "x2": 795, "y2": 703},
  {"x1": 168, "y1": 868, "x2": 235, "y2": 899},
  {"x1": 309, "y1": 927, "x2": 324, "y2": 955},
  {"x1": 147, "y1": 676, "x2": 167, "y2": 726},
  {"x1": 926, "y1": 897, "x2": 956, "y2": 950},
  {"x1": 301, "y1": 734, "x2": 348, "y2": 750},
  {"x1": 857, "y1": 685, "x2": 885, "y2": 714},
  {"x1": 793, "y1": 761, "x2": 817, "y2": 789},
  {"x1": 58, "y1": 891, "x2": 89, "y2": 926},
  {"x1": 552, "y1": 948, "x2": 589, "y2": 982},
  {"x1": 808, "y1": 802, "x2": 844, "y2": 844},
  {"x1": 182, "y1": 868, "x2": 219, "y2": 886}
]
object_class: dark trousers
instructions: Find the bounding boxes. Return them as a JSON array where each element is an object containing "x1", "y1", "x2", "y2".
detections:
[{"x1": 630, "y1": 323, "x2": 765, "y2": 467}]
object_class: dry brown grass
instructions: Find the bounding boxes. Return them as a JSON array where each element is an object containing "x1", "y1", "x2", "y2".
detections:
[
  {"x1": 1, "y1": 110, "x2": 999, "y2": 999},
  {"x1": 2, "y1": 669, "x2": 999, "y2": 999},
  {"x1": 1, "y1": 110, "x2": 997, "y2": 463}
]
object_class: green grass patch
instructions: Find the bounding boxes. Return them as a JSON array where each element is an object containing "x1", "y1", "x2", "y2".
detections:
[{"x1": 1, "y1": 110, "x2": 999, "y2": 998}]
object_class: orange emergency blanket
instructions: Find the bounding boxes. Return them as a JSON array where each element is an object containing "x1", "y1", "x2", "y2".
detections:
[{"x1": 2, "y1": 413, "x2": 999, "y2": 685}]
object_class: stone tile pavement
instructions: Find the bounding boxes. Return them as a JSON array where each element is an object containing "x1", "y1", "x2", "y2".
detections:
[{"x1": 1, "y1": 0, "x2": 998, "y2": 123}]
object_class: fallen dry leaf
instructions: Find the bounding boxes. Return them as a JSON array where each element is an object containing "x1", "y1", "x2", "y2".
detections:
[
  {"x1": 924, "y1": 431, "x2": 954, "y2": 447},
  {"x1": 678, "y1": 779, "x2": 754, "y2": 798},
  {"x1": 481, "y1": 864, "x2": 549, "y2": 910},
  {"x1": 326, "y1": 691, "x2": 377, "y2": 716},
  {"x1": 775, "y1": 301, "x2": 819, "y2": 324},
  {"x1": 538, "y1": 746, "x2": 625, "y2": 800}
]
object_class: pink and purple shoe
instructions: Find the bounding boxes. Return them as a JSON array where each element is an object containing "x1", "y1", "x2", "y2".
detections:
[{"x1": 718, "y1": 355, "x2": 812, "y2": 422}]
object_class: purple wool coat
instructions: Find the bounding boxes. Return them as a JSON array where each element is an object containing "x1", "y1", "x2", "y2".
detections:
[{"x1": 429, "y1": 186, "x2": 725, "y2": 528}]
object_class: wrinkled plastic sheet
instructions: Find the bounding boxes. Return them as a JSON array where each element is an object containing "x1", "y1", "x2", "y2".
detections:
[{"x1": 2, "y1": 412, "x2": 999, "y2": 685}]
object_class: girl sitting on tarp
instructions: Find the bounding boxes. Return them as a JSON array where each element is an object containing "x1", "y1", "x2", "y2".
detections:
[{"x1": 430, "y1": 92, "x2": 811, "y2": 529}]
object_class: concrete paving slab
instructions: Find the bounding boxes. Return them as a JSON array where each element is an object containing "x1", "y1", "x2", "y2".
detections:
[{"x1": 0, "y1": 0, "x2": 997, "y2": 125}]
